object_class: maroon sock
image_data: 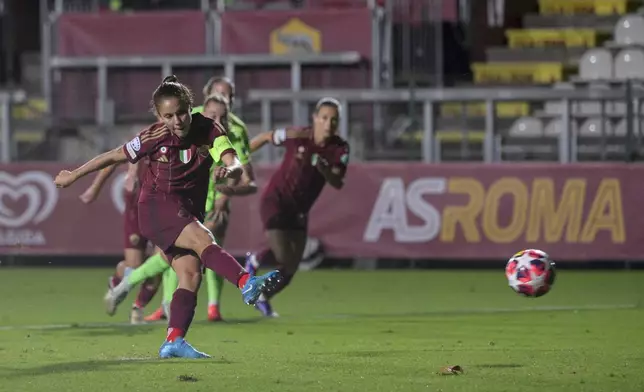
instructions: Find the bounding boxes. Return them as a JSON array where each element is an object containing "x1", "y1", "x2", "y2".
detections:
[
  {"x1": 201, "y1": 244, "x2": 246, "y2": 286},
  {"x1": 134, "y1": 277, "x2": 158, "y2": 308},
  {"x1": 110, "y1": 275, "x2": 121, "y2": 288},
  {"x1": 167, "y1": 288, "x2": 197, "y2": 341}
]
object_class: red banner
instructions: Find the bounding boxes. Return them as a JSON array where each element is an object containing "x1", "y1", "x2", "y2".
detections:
[
  {"x1": 221, "y1": 8, "x2": 372, "y2": 58},
  {"x1": 0, "y1": 163, "x2": 641, "y2": 261},
  {"x1": 57, "y1": 11, "x2": 206, "y2": 56}
]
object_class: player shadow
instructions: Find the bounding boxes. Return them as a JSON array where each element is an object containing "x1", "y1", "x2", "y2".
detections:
[{"x1": 2, "y1": 357, "x2": 233, "y2": 379}]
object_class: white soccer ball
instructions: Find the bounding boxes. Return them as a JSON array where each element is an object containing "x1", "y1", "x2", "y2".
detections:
[{"x1": 505, "y1": 249, "x2": 556, "y2": 297}]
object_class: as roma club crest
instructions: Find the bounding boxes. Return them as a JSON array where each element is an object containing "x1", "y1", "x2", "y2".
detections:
[{"x1": 179, "y1": 149, "x2": 192, "y2": 164}]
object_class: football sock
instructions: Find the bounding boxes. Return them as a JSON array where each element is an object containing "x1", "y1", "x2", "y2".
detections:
[
  {"x1": 206, "y1": 269, "x2": 225, "y2": 306},
  {"x1": 166, "y1": 288, "x2": 196, "y2": 342},
  {"x1": 266, "y1": 271, "x2": 294, "y2": 299},
  {"x1": 134, "y1": 277, "x2": 159, "y2": 309},
  {"x1": 257, "y1": 248, "x2": 277, "y2": 266},
  {"x1": 200, "y1": 244, "x2": 247, "y2": 287},
  {"x1": 162, "y1": 267, "x2": 179, "y2": 305},
  {"x1": 127, "y1": 253, "x2": 168, "y2": 287}
]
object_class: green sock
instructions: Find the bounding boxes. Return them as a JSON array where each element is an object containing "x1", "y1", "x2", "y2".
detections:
[
  {"x1": 206, "y1": 269, "x2": 225, "y2": 306},
  {"x1": 127, "y1": 253, "x2": 169, "y2": 286},
  {"x1": 162, "y1": 267, "x2": 178, "y2": 304}
]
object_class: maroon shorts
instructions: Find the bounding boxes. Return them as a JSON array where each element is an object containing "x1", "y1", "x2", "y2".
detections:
[
  {"x1": 123, "y1": 191, "x2": 148, "y2": 250},
  {"x1": 260, "y1": 196, "x2": 308, "y2": 231},
  {"x1": 137, "y1": 193, "x2": 204, "y2": 261}
]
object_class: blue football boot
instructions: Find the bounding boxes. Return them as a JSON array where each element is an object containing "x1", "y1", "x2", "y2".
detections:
[
  {"x1": 241, "y1": 270, "x2": 282, "y2": 305},
  {"x1": 158, "y1": 337, "x2": 211, "y2": 359}
]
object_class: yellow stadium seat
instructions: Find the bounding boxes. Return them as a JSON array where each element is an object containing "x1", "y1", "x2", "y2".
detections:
[
  {"x1": 506, "y1": 29, "x2": 604, "y2": 49},
  {"x1": 440, "y1": 102, "x2": 530, "y2": 118},
  {"x1": 472, "y1": 62, "x2": 566, "y2": 85},
  {"x1": 539, "y1": 0, "x2": 628, "y2": 15}
]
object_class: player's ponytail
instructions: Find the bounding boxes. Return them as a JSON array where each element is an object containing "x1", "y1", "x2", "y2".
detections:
[
  {"x1": 162, "y1": 75, "x2": 179, "y2": 84},
  {"x1": 151, "y1": 75, "x2": 194, "y2": 114}
]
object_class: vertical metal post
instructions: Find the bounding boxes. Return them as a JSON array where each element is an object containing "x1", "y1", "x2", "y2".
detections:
[
  {"x1": 484, "y1": 99, "x2": 495, "y2": 163},
  {"x1": 291, "y1": 61, "x2": 302, "y2": 126},
  {"x1": 383, "y1": 0, "x2": 393, "y2": 88},
  {"x1": 371, "y1": 5, "x2": 384, "y2": 150},
  {"x1": 625, "y1": 79, "x2": 635, "y2": 162},
  {"x1": 224, "y1": 62, "x2": 235, "y2": 84},
  {"x1": 162, "y1": 63, "x2": 172, "y2": 78},
  {"x1": 260, "y1": 99, "x2": 272, "y2": 163},
  {"x1": 212, "y1": 10, "x2": 222, "y2": 54},
  {"x1": 0, "y1": 97, "x2": 11, "y2": 163},
  {"x1": 559, "y1": 98, "x2": 571, "y2": 163},
  {"x1": 54, "y1": 0, "x2": 63, "y2": 14},
  {"x1": 339, "y1": 100, "x2": 349, "y2": 140},
  {"x1": 41, "y1": 0, "x2": 53, "y2": 116},
  {"x1": 433, "y1": 0, "x2": 444, "y2": 87},
  {"x1": 422, "y1": 100, "x2": 435, "y2": 163},
  {"x1": 96, "y1": 61, "x2": 109, "y2": 151}
]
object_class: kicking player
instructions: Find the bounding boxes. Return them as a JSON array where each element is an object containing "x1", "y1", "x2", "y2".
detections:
[{"x1": 54, "y1": 75, "x2": 282, "y2": 358}]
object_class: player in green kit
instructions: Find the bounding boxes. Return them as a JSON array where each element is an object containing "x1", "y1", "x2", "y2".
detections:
[{"x1": 143, "y1": 77, "x2": 256, "y2": 322}]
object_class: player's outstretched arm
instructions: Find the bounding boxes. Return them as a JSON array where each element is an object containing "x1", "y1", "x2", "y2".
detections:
[
  {"x1": 249, "y1": 128, "x2": 308, "y2": 153},
  {"x1": 55, "y1": 147, "x2": 128, "y2": 189},
  {"x1": 79, "y1": 163, "x2": 120, "y2": 203},
  {"x1": 213, "y1": 150, "x2": 243, "y2": 181},
  {"x1": 215, "y1": 162, "x2": 258, "y2": 197}
]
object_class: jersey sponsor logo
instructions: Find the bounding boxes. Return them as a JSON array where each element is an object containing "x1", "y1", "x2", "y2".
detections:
[
  {"x1": 126, "y1": 137, "x2": 141, "y2": 159},
  {"x1": 179, "y1": 149, "x2": 193, "y2": 164},
  {"x1": 0, "y1": 171, "x2": 59, "y2": 246},
  {"x1": 157, "y1": 155, "x2": 169, "y2": 163}
]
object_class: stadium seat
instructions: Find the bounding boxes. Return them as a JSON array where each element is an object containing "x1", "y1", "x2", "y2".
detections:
[
  {"x1": 614, "y1": 49, "x2": 644, "y2": 79},
  {"x1": 578, "y1": 118, "x2": 614, "y2": 136},
  {"x1": 578, "y1": 48, "x2": 613, "y2": 80},
  {"x1": 614, "y1": 119, "x2": 627, "y2": 135},
  {"x1": 544, "y1": 119, "x2": 578, "y2": 136},
  {"x1": 614, "y1": 14, "x2": 644, "y2": 45},
  {"x1": 508, "y1": 117, "x2": 544, "y2": 136}
]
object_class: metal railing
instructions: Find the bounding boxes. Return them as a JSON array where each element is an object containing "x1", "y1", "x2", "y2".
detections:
[
  {"x1": 0, "y1": 90, "x2": 28, "y2": 163},
  {"x1": 247, "y1": 84, "x2": 644, "y2": 163}
]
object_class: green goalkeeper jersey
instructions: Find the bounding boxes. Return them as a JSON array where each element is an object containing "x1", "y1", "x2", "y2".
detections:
[{"x1": 192, "y1": 106, "x2": 251, "y2": 211}]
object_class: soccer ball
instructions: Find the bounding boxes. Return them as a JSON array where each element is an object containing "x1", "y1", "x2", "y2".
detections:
[{"x1": 505, "y1": 249, "x2": 556, "y2": 297}]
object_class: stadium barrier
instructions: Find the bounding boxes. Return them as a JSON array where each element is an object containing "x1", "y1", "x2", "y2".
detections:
[
  {"x1": 0, "y1": 162, "x2": 640, "y2": 261},
  {"x1": 246, "y1": 85, "x2": 644, "y2": 163}
]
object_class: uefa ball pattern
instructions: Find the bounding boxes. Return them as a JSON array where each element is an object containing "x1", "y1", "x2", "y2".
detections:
[{"x1": 505, "y1": 249, "x2": 556, "y2": 297}]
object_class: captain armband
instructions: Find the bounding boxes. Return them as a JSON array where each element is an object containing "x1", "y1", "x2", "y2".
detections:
[{"x1": 272, "y1": 128, "x2": 287, "y2": 145}]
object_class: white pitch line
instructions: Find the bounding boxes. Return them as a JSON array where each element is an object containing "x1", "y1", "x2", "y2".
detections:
[{"x1": 0, "y1": 304, "x2": 637, "y2": 332}]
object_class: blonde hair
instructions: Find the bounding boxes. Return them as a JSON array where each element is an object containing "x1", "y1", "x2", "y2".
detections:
[{"x1": 203, "y1": 93, "x2": 230, "y2": 112}]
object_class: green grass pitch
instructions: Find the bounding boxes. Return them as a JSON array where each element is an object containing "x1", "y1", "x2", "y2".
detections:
[{"x1": 0, "y1": 268, "x2": 643, "y2": 391}]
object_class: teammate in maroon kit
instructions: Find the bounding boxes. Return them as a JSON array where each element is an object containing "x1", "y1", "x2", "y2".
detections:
[
  {"x1": 79, "y1": 149, "x2": 160, "y2": 324},
  {"x1": 54, "y1": 76, "x2": 282, "y2": 358},
  {"x1": 245, "y1": 97, "x2": 349, "y2": 317}
]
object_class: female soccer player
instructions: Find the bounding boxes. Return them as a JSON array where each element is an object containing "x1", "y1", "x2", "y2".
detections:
[
  {"x1": 146, "y1": 76, "x2": 256, "y2": 322},
  {"x1": 54, "y1": 75, "x2": 282, "y2": 359},
  {"x1": 245, "y1": 97, "x2": 350, "y2": 317},
  {"x1": 80, "y1": 145, "x2": 161, "y2": 324}
]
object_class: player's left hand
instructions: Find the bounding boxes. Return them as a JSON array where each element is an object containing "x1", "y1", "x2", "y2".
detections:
[{"x1": 54, "y1": 170, "x2": 77, "y2": 188}]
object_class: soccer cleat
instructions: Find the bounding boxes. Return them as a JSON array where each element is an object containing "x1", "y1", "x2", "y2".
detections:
[
  {"x1": 255, "y1": 299, "x2": 279, "y2": 318},
  {"x1": 159, "y1": 337, "x2": 211, "y2": 359},
  {"x1": 241, "y1": 270, "x2": 282, "y2": 306},
  {"x1": 130, "y1": 307, "x2": 145, "y2": 324},
  {"x1": 144, "y1": 306, "x2": 167, "y2": 322},
  {"x1": 207, "y1": 304, "x2": 223, "y2": 322},
  {"x1": 244, "y1": 252, "x2": 258, "y2": 277},
  {"x1": 103, "y1": 280, "x2": 130, "y2": 316}
]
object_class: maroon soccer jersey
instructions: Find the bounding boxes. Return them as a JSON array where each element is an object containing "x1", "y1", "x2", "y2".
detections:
[
  {"x1": 262, "y1": 127, "x2": 350, "y2": 214},
  {"x1": 122, "y1": 113, "x2": 235, "y2": 213}
]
